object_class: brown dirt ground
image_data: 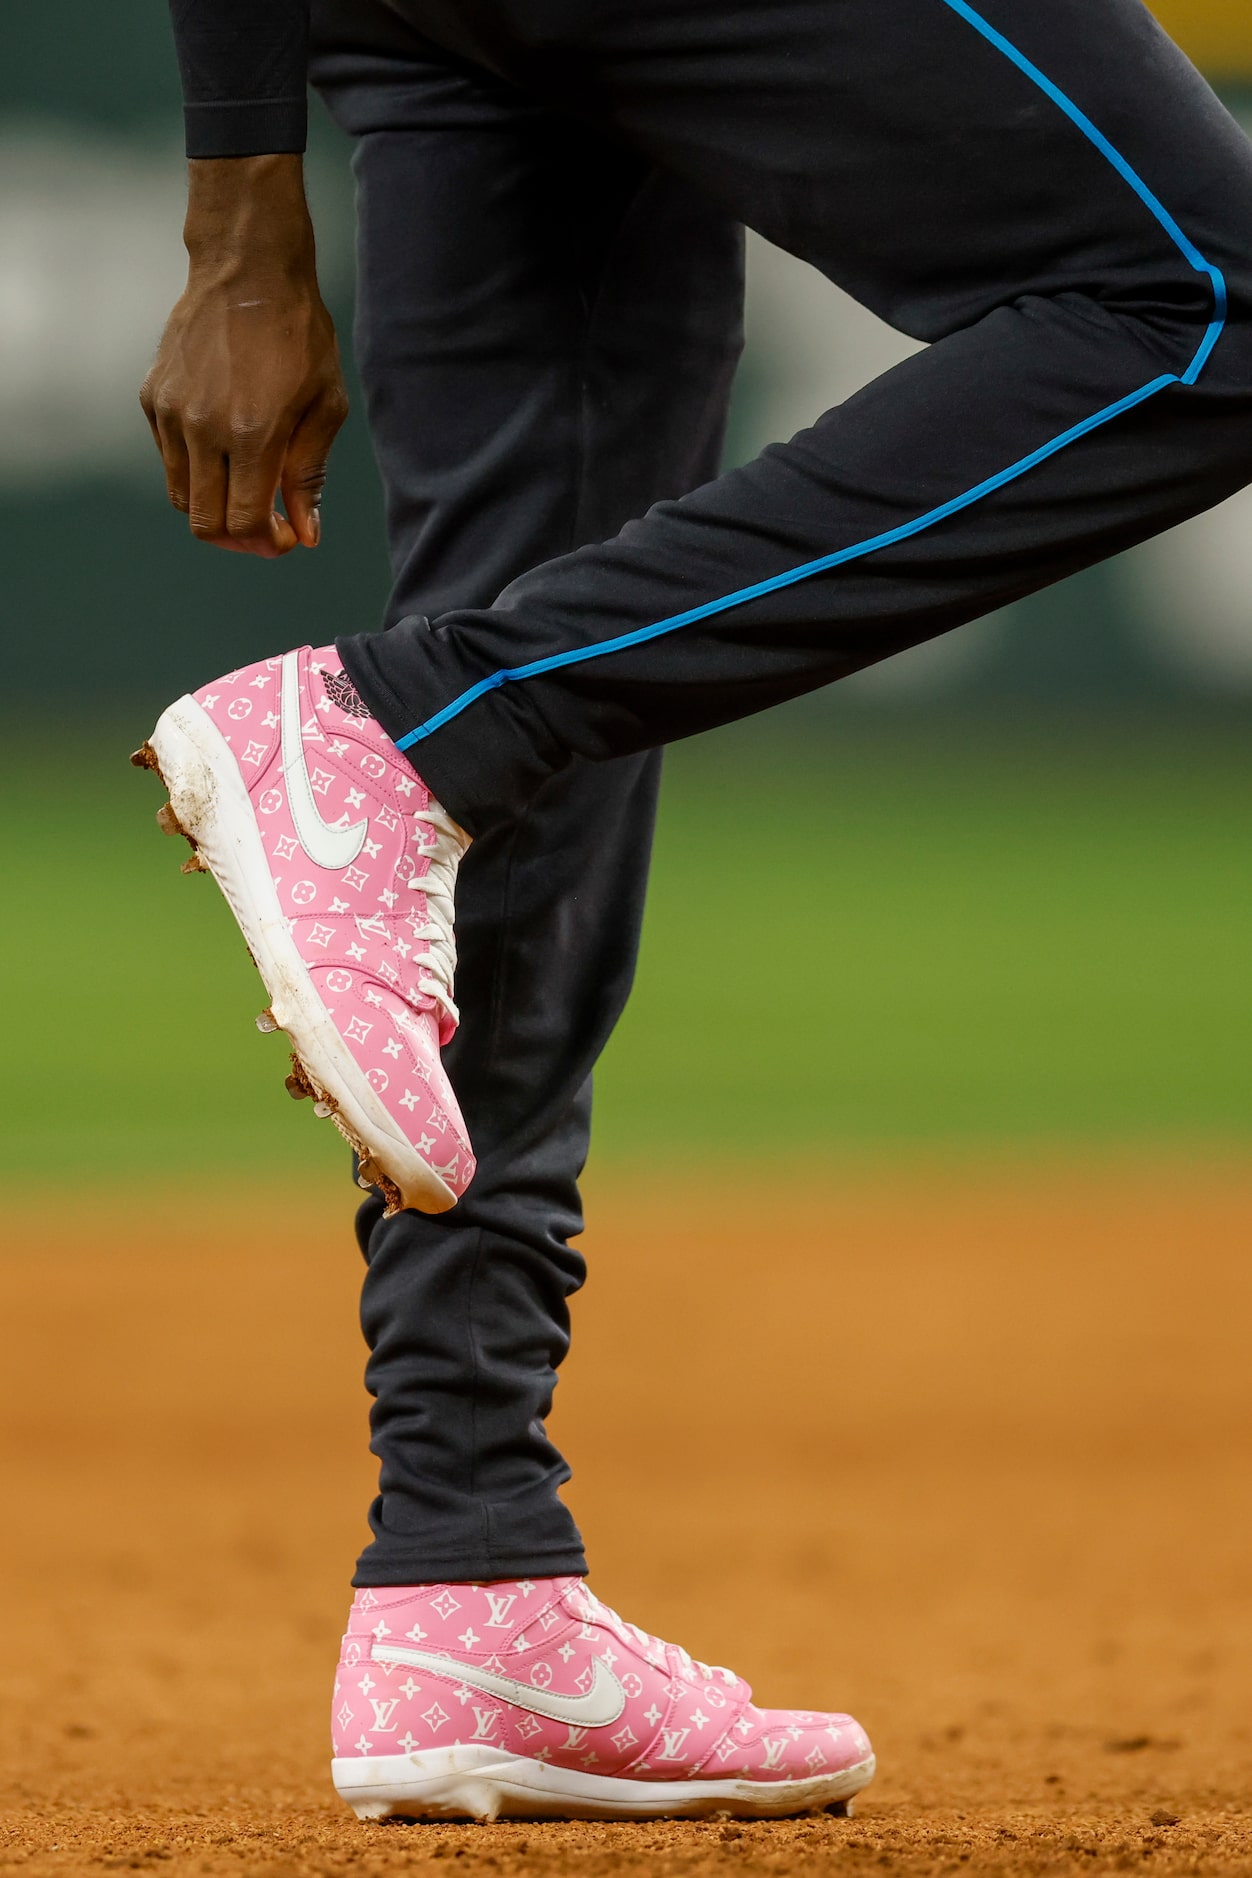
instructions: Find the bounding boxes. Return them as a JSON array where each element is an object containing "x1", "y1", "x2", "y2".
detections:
[{"x1": 1, "y1": 1159, "x2": 1251, "y2": 1877}]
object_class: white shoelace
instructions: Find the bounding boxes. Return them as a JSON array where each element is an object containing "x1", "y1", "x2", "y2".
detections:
[
  {"x1": 407, "y1": 805, "x2": 469, "y2": 1026},
  {"x1": 585, "y1": 1589, "x2": 738, "y2": 1686}
]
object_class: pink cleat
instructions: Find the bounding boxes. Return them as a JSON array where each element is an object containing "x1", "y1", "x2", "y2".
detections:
[
  {"x1": 331, "y1": 1577, "x2": 875, "y2": 1822},
  {"x1": 133, "y1": 645, "x2": 473, "y2": 1215}
]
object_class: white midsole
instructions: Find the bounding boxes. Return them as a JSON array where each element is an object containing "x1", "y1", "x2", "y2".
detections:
[
  {"x1": 331, "y1": 1744, "x2": 876, "y2": 1822},
  {"x1": 148, "y1": 694, "x2": 456, "y2": 1213}
]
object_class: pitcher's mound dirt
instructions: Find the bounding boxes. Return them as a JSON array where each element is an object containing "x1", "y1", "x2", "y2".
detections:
[{"x1": 1, "y1": 1160, "x2": 1250, "y2": 1876}]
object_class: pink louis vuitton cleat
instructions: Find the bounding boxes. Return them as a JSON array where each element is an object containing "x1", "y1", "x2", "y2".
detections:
[
  {"x1": 331, "y1": 1577, "x2": 875, "y2": 1821},
  {"x1": 133, "y1": 645, "x2": 473, "y2": 1215}
]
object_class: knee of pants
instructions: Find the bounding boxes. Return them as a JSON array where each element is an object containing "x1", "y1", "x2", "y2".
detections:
[
  {"x1": 1118, "y1": 253, "x2": 1252, "y2": 399},
  {"x1": 1165, "y1": 198, "x2": 1252, "y2": 385},
  {"x1": 1207, "y1": 263, "x2": 1252, "y2": 381}
]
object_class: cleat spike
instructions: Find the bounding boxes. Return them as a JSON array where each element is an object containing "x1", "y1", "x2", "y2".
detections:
[
  {"x1": 180, "y1": 852, "x2": 209, "y2": 875},
  {"x1": 284, "y1": 1071, "x2": 311, "y2": 1101},
  {"x1": 255, "y1": 1009, "x2": 280, "y2": 1034},
  {"x1": 155, "y1": 802, "x2": 186, "y2": 839},
  {"x1": 358, "y1": 1159, "x2": 402, "y2": 1215},
  {"x1": 313, "y1": 1099, "x2": 335, "y2": 1119},
  {"x1": 130, "y1": 743, "x2": 157, "y2": 771}
]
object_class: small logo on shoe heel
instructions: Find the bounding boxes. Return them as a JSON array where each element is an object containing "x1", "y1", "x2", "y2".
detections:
[{"x1": 323, "y1": 669, "x2": 372, "y2": 719}]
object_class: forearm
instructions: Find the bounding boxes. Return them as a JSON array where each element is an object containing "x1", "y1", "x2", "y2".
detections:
[{"x1": 169, "y1": 0, "x2": 310, "y2": 158}]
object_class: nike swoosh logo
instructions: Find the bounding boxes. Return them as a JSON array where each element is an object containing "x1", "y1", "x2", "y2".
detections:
[
  {"x1": 280, "y1": 652, "x2": 368, "y2": 869},
  {"x1": 371, "y1": 1639, "x2": 627, "y2": 1729}
]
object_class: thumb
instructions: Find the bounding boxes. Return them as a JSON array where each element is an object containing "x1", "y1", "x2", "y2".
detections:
[{"x1": 281, "y1": 389, "x2": 348, "y2": 548}]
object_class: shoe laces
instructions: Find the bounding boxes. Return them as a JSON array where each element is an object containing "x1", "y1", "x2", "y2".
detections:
[
  {"x1": 407, "y1": 804, "x2": 469, "y2": 1028},
  {"x1": 581, "y1": 1587, "x2": 738, "y2": 1687}
]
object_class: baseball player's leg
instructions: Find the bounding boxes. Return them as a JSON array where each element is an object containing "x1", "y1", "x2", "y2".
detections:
[
  {"x1": 146, "y1": 0, "x2": 1252, "y2": 1206},
  {"x1": 335, "y1": 0, "x2": 1252, "y2": 831},
  {"x1": 308, "y1": 0, "x2": 744, "y2": 1584},
  {"x1": 139, "y1": 0, "x2": 1252, "y2": 1816}
]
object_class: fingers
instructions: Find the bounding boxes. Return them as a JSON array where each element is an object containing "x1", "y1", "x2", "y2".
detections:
[
  {"x1": 175, "y1": 420, "x2": 296, "y2": 558},
  {"x1": 159, "y1": 425, "x2": 192, "y2": 520},
  {"x1": 161, "y1": 404, "x2": 302, "y2": 556},
  {"x1": 281, "y1": 386, "x2": 350, "y2": 548},
  {"x1": 138, "y1": 372, "x2": 161, "y2": 452},
  {"x1": 139, "y1": 376, "x2": 342, "y2": 557},
  {"x1": 184, "y1": 423, "x2": 294, "y2": 556},
  {"x1": 140, "y1": 375, "x2": 191, "y2": 519},
  {"x1": 141, "y1": 369, "x2": 295, "y2": 554},
  {"x1": 222, "y1": 436, "x2": 299, "y2": 557}
]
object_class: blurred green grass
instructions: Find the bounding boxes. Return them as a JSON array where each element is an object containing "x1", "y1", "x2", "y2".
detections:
[{"x1": 2, "y1": 715, "x2": 1249, "y2": 1185}]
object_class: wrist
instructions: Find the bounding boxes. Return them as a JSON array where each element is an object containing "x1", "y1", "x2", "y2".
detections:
[{"x1": 183, "y1": 155, "x2": 317, "y2": 278}]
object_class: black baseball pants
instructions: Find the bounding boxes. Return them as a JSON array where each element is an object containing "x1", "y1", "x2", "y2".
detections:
[
  {"x1": 310, "y1": 0, "x2": 744, "y2": 1584},
  {"x1": 340, "y1": 0, "x2": 1252, "y2": 835}
]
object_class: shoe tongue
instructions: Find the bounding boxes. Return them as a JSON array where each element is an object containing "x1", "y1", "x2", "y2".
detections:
[{"x1": 562, "y1": 1580, "x2": 599, "y2": 1624}]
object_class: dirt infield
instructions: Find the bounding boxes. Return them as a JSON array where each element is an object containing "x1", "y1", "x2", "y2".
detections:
[{"x1": 1, "y1": 1160, "x2": 1250, "y2": 1876}]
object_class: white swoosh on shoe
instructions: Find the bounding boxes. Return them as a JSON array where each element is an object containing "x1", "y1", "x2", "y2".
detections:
[
  {"x1": 280, "y1": 652, "x2": 368, "y2": 869},
  {"x1": 372, "y1": 1640, "x2": 627, "y2": 1728}
]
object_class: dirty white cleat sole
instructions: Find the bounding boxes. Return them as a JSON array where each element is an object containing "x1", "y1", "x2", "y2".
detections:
[
  {"x1": 136, "y1": 693, "x2": 457, "y2": 1215},
  {"x1": 332, "y1": 1744, "x2": 876, "y2": 1822}
]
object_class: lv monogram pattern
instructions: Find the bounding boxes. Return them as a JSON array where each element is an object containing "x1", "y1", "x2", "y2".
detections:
[
  {"x1": 192, "y1": 645, "x2": 474, "y2": 1197},
  {"x1": 332, "y1": 1578, "x2": 872, "y2": 1786}
]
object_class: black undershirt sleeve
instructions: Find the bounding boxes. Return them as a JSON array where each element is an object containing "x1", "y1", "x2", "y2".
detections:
[{"x1": 169, "y1": 0, "x2": 310, "y2": 158}]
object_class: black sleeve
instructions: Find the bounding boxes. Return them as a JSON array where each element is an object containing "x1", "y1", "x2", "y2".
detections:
[{"x1": 169, "y1": 0, "x2": 310, "y2": 158}]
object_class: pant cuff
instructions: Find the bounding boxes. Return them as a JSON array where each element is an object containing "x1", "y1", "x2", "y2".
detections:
[{"x1": 351, "y1": 1542, "x2": 590, "y2": 1588}]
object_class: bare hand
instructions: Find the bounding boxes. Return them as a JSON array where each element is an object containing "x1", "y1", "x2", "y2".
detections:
[{"x1": 140, "y1": 156, "x2": 349, "y2": 558}]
